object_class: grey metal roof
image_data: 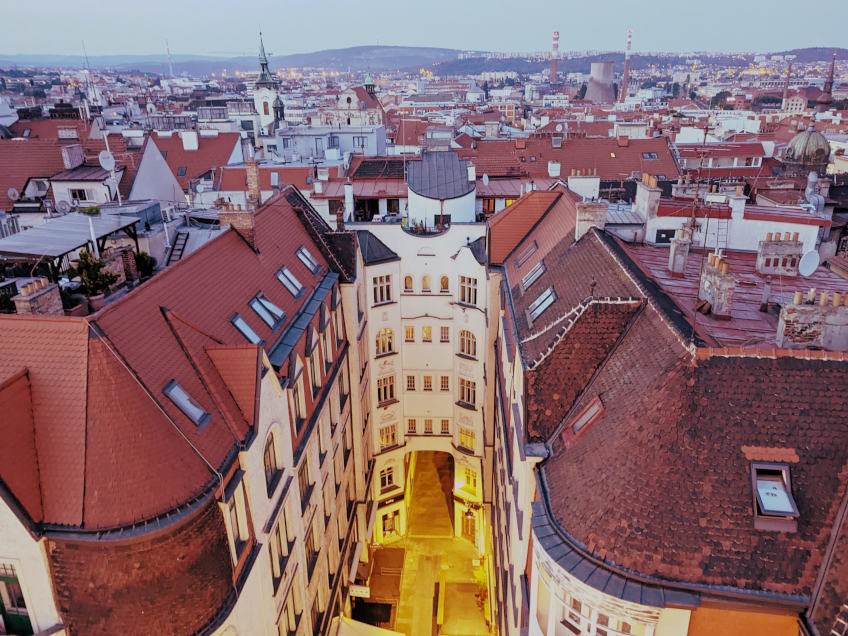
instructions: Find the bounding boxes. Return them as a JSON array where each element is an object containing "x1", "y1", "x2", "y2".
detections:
[
  {"x1": 0, "y1": 212, "x2": 139, "y2": 259},
  {"x1": 51, "y1": 165, "x2": 112, "y2": 181},
  {"x1": 356, "y1": 231, "x2": 399, "y2": 265},
  {"x1": 407, "y1": 152, "x2": 475, "y2": 201}
]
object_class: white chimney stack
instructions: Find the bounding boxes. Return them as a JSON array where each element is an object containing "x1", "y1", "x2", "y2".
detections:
[
  {"x1": 181, "y1": 131, "x2": 199, "y2": 151},
  {"x1": 467, "y1": 165, "x2": 476, "y2": 183},
  {"x1": 344, "y1": 181, "x2": 354, "y2": 220}
]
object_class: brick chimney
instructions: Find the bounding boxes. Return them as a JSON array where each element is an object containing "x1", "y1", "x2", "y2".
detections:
[
  {"x1": 575, "y1": 200, "x2": 608, "y2": 241},
  {"x1": 245, "y1": 159, "x2": 261, "y2": 205},
  {"x1": 13, "y1": 278, "x2": 64, "y2": 316},
  {"x1": 697, "y1": 253, "x2": 735, "y2": 319},
  {"x1": 777, "y1": 290, "x2": 848, "y2": 351},
  {"x1": 756, "y1": 231, "x2": 802, "y2": 276},
  {"x1": 668, "y1": 227, "x2": 692, "y2": 278},
  {"x1": 634, "y1": 175, "x2": 661, "y2": 220}
]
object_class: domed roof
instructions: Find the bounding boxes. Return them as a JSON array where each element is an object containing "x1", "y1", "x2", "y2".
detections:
[
  {"x1": 364, "y1": 74, "x2": 374, "y2": 85},
  {"x1": 785, "y1": 126, "x2": 830, "y2": 164}
]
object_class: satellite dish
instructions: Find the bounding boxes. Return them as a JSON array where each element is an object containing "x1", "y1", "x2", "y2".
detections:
[
  {"x1": 555, "y1": 123, "x2": 563, "y2": 132},
  {"x1": 798, "y1": 250, "x2": 820, "y2": 277},
  {"x1": 195, "y1": 183, "x2": 205, "y2": 193},
  {"x1": 98, "y1": 150, "x2": 115, "y2": 172},
  {"x1": 7, "y1": 187, "x2": 19, "y2": 201},
  {"x1": 57, "y1": 200, "x2": 71, "y2": 214},
  {"x1": 482, "y1": 174, "x2": 489, "y2": 186}
]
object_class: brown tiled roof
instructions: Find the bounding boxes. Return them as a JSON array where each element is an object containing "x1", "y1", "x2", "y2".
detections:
[
  {"x1": 487, "y1": 190, "x2": 560, "y2": 265},
  {"x1": 525, "y1": 301, "x2": 642, "y2": 442},
  {"x1": 0, "y1": 187, "x2": 332, "y2": 530},
  {"x1": 0, "y1": 369, "x2": 42, "y2": 523},
  {"x1": 154, "y1": 132, "x2": 241, "y2": 190},
  {"x1": 0, "y1": 139, "x2": 68, "y2": 209}
]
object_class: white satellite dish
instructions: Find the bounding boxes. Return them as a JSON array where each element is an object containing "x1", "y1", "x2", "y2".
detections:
[
  {"x1": 798, "y1": 250, "x2": 820, "y2": 277},
  {"x1": 57, "y1": 200, "x2": 71, "y2": 214},
  {"x1": 555, "y1": 123, "x2": 563, "y2": 132},
  {"x1": 98, "y1": 150, "x2": 115, "y2": 172},
  {"x1": 195, "y1": 183, "x2": 205, "y2": 193},
  {"x1": 482, "y1": 173, "x2": 489, "y2": 186},
  {"x1": 7, "y1": 187, "x2": 20, "y2": 201}
]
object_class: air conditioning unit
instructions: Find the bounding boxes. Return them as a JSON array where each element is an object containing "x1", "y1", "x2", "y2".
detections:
[{"x1": 161, "y1": 206, "x2": 175, "y2": 223}]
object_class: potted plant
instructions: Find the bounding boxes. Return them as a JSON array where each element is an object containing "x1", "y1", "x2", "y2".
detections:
[
  {"x1": 67, "y1": 250, "x2": 118, "y2": 311},
  {"x1": 134, "y1": 251, "x2": 156, "y2": 280}
]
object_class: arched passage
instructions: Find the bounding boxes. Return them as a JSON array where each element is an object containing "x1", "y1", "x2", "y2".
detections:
[{"x1": 407, "y1": 450, "x2": 454, "y2": 538}]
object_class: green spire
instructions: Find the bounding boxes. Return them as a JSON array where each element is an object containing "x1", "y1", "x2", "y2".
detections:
[{"x1": 255, "y1": 31, "x2": 277, "y2": 88}]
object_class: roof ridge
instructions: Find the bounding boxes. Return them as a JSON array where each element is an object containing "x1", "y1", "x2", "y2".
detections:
[{"x1": 694, "y1": 346, "x2": 848, "y2": 362}]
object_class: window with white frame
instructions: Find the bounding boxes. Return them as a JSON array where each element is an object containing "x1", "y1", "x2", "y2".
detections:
[
  {"x1": 406, "y1": 375, "x2": 416, "y2": 391},
  {"x1": 227, "y1": 479, "x2": 251, "y2": 560},
  {"x1": 163, "y1": 380, "x2": 210, "y2": 427},
  {"x1": 440, "y1": 375, "x2": 450, "y2": 392},
  {"x1": 459, "y1": 330, "x2": 477, "y2": 358},
  {"x1": 459, "y1": 276, "x2": 477, "y2": 305},
  {"x1": 375, "y1": 327, "x2": 394, "y2": 356},
  {"x1": 372, "y1": 274, "x2": 392, "y2": 304},
  {"x1": 296, "y1": 246, "x2": 321, "y2": 274},
  {"x1": 250, "y1": 293, "x2": 286, "y2": 328},
  {"x1": 377, "y1": 376, "x2": 395, "y2": 405},
  {"x1": 459, "y1": 378, "x2": 476, "y2": 408},
  {"x1": 269, "y1": 511, "x2": 291, "y2": 588},
  {"x1": 407, "y1": 418, "x2": 417, "y2": 433},
  {"x1": 422, "y1": 326, "x2": 432, "y2": 342},
  {"x1": 231, "y1": 313, "x2": 262, "y2": 344},
  {"x1": 423, "y1": 375, "x2": 432, "y2": 391},
  {"x1": 424, "y1": 418, "x2": 433, "y2": 434},
  {"x1": 440, "y1": 326, "x2": 450, "y2": 342},
  {"x1": 405, "y1": 325, "x2": 414, "y2": 342},
  {"x1": 379, "y1": 424, "x2": 397, "y2": 449},
  {"x1": 528, "y1": 286, "x2": 556, "y2": 322},
  {"x1": 459, "y1": 427, "x2": 475, "y2": 451},
  {"x1": 380, "y1": 466, "x2": 394, "y2": 490},
  {"x1": 521, "y1": 260, "x2": 546, "y2": 291},
  {"x1": 403, "y1": 275, "x2": 413, "y2": 292},
  {"x1": 440, "y1": 418, "x2": 450, "y2": 434},
  {"x1": 0, "y1": 563, "x2": 30, "y2": 629},
  {"x1": 277, "y1": 266, "x2": 304, "y2": 296}
]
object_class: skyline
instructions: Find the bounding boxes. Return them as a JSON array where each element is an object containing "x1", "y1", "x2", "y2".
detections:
[{"x1": 3, "y1": 0, "x2": 846, "y2": 58}]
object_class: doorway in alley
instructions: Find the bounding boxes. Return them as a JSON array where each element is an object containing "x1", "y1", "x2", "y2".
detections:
[{"x1": 407, "y1": 451, "x2": 454, "y2": 538}]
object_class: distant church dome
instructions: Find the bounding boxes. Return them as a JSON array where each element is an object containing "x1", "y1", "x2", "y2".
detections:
[{"x1": 784, "y1": 125, "x2": 831, "y2": 176}]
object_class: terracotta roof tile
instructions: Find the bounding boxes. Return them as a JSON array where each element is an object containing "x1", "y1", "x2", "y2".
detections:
[
  {"x1": 487, "y1": 190, "x2": 560, "y2": 265},
  {"x1": 154, "y1": 132, "x2": 241, "y2": 190},
  {"x1": 0, "y1": 369, "x2": 43, "y2": 523}
]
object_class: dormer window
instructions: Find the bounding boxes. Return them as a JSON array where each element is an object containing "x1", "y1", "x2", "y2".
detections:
[
  {"x1": 296, "y1": 246, "x2": 321, "y2": 275},
  {"x1": 163, "y1": 380, "x2": 211, "y2": 428},
  {"x1": 230, "y1": 313, "x2": 262, "y2": 344},
  {"x1": 277, "y1": 266, "x2": 303, "y2": 297},
  {"x1": 527, "y1": 286, "x2": 556, "y2": 322},
  {"x1": 751, "y1": 462, "x2": 799, "y2": 532},
  {"x1": 250, "y1": 293, "x2": 285, "y2": 328}
]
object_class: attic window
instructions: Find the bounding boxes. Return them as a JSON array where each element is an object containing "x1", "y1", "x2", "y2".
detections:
[
  {"x1": 751, "y1": 462, "x2": 799, "y2": 532},
  {"x1": 231, "y1": 313, "x2": 263, "y2": 344},
  {"x1": 552, "y1": 136, "x2": 563, "y2": 148},
  {"x1": 521, "y1": 260, "x2": 546, "y2": 291},
  {"x1": 277, "y1": 266, "x2": 304, "y2": 297},
  {"x1": 514, "y1": 241, "x2": 538, "y2": 269},
  {"x1": 561, "y1": 396, "x2": 604, "y2": 448},
  {"x1": 177, "y1": 166, "x2": 187, "y2": 177},
  {"x1": 296, "y1": 246, "x2": 321, "y2": 275},
  {"x1": 527, "y1": 286, "x2": 556, "y2": 322},
  {"x1": 250, "y1": 293, "x2": 286, "y2": 328},
  {"x1": 642, "y1": 152, "x2": 659, "y2": 160},
  {"x1": 163, "y1": 380, "x2": 211, "y2": 427},
  {"x1": 530, "y1": 156, "x2": 537, "y2": 162}
]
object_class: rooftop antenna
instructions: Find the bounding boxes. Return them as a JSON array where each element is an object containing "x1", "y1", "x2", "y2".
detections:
[{"x1": 165, "y1": 39, "x2": 175, "y2": 78}]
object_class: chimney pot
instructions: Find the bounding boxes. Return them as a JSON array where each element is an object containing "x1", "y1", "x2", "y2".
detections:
[
  {"x1": 844, "y1": 294, "x2": 848, "y2": 308},
  {"x1": 833, "y1": 292, "x2": 842, "y2": 307},
  {"x1": 720, "y1": 261, "x2": 729, "y2": 275},
  {"x1": 807, "y1": 288, "x2": 817, "y2": 303},
  {"x1": 820, "y1": 292, "x2": 829, "y2": 306},
  {"x1": 793, "y1": 291, "x2": 803, "y2": 305},
  {"x1": 792, "y1": 232, "x2": 799, "y2": 242},
  {"x1": 783, "y1": 232, "x2": 791, "y2": 241},
  {"x1": 766, "y1": 232, "x2": 773, "y2": 242}
]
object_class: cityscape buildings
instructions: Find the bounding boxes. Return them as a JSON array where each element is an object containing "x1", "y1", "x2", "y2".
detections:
[{"x1": 1, "y1": 23, "x2": 848, "y2": 636}]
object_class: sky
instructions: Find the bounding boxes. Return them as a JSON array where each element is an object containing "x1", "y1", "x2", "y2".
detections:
[{"x1": 3, "y1": 0, "x2": 846, "y2": 57}]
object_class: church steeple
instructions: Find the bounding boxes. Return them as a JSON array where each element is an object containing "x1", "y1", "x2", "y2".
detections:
[
  {"x1": 255, "y1": 31, "x2": 278, "y2": 90},
  {"x1": 817, "y1": 52, "x2": 836, "y2": 112}
]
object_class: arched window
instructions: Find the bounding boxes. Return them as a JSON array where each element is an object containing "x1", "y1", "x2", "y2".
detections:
[
  {"x1": 263, "y1": 101, "x2": 270, "y2": 116},
  {"x1": 403, "y1": 275, "x2": 413, "y2": 292},
  {"x1": 422, "y1": 275, "x2": 431, "y2": 292},
  {"x1": 440, "y1": 276, "x2": 449, "y2": 292},
  {"x1": 264, "y1": 431, "x2": 281, "y2": 495},
  {"x1": 376, "y1": 327, "x2": 394, "y2": 356},
  {"x1": 459, "y1": 330, "x2": 477, "y2": 358}
]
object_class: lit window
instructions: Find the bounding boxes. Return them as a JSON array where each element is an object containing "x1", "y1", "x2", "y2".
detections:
[
  {"x1": 380, "y1": 466, "x2": 394, "y2": 490},
  {"x1": 405, "y1": 325, "x2": 414, "y2": 342},
  {"x1": 377, "y1": 376, "x2": 395, "y2": 405},
  {"x1": 379, "y1": 424, "x2": 397, "y2": 449},
  {"x1": 521, "y1": 260, "x2": 546, "y2": 290},
  {"x1": 424, "y1": 419, "x2": 433, "y2": 434},
  {"x1": 422, "y1": 326, "x2": 432, "y2": 342},
  {"x1": 231, "y1": 313, "x2": 262, "y2": 344},
  {"x1": 459, "y1": 378, "x2": 476, "y2": 408},
  {"x1": 459, "y1": 276, "x2": 477, "y2": 305},
  {"x1": 440, "y1": 326, "x2": 450, "y2": 342},
  {"x1": 407, "y1": 375, "x2": 416, "y2": 391},
  {"x1": 403, "y1": 275, "x2": 413, "y2": 292},
  {"x1": 752, "y1": 463, "x2": 799, "y2": 531},
  {"x1": 459, "y1": 330, "x2": 477, "y2": 358},
  {"x1": 422, "y1": 275, "x2": 431, "y2": 292},
  {"x1": 440, "y1": 276, "x2": 449, "y2": 292},
  {"x1": 464, "y1": 468, "x2": 477, "y2": 494},
  {"x1": 375, "y1": 327, "x2": 394, "y2": 356},
  {"x1": 277, "y1": 266, "x2": 303, "y2": 297},
  {"x1": 372, "y1": 275, "x2": 392, "y2": 304},
  {"x1": 440, "y1": 376, "x2": 450, "y2": 391},
  {"x1": 423, "y1": 375, "x2": 432, "y2": 391},
  {"x1": 250, "y1": 293, "x2": 286, "y2": 328},
  {"x1": 459, "y1": 427, "x2": 475, "y2": 451},
  {"x1": 164, "y1": 380, "x2": 210, "y2": 427},
  {"x1": 440, "y1": 418, "x2": 450, "y2": 434},
  {"x1": 527, "y1": 286, "x2": 556, "y2": 322},
  {"x1": 296, "y1": 246, "x2": 321, "y2": 274}
]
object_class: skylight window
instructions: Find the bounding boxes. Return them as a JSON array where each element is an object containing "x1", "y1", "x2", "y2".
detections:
[
  {"x1": 514, "y1": 241, "x2": 538, "y2": 269},
  {"x1": 277, "y1": 266, "x2": 304, "y2": 297},
  {"x1": 642, "y1": 152, "x2": 659, "y2": 160},
  {"x1": 250, "y1": 293, "x2": 286, "y2": 328},
  {"x1": 751, "y1": 463, "x2": 799, "y2": 532},
  {"x1": 560, "y1": 396, "x2": 605, "y2": 448},
  {"x1": 177, "y1": 166, "x2": 187, "y2": 176},
  {"x1": 296, "y1": 246, "x2": 321, "y2": 274},
  {"x1": 521, "y1": 260, "x2": 546, "y2": 291},
  {"x1": 164, "y1": 380, "x2": 210, "y2": 427},
  {"x1": 230, "y1": 313, "x2": 262, "y2": 344},
  {"x1": 527, "y1": 286, "x2": 556, "y2": 322}
]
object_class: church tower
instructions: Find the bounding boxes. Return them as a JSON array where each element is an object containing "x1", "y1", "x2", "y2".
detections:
[{"x1": 253, "y1": 32, "x2": 280, "y2": 134}]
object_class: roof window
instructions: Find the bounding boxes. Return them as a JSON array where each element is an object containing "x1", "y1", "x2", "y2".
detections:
[
  {"x1": 296, "y1": 246, "x2": 321, "y2": 275},
  {"x1": 230, "y1": 313, "x2": 263, "y2": 344},
  {"x1": 642, "y1": 152, "x2": 658, "y2": 160},
  {"x1": 561, "y1": 396, "x2": 604, "y2": 449},
  {"x1": 277, "y1": 266, "x2": 304, "y2": 297},
  {"x1": 751, "y1": 462, "x2": 799, "y2": 532},
  {"x1": 521, "y1": 260, "x2": 546, "y2": 291},
  {"x1": 250, "y1": 293, "x2": 286, "y2": 328},
  {"x1": 527, "y1": 286, "x2": 556, "y2": 322},
  {"x1": 164, "y1": 380, "x2": 211, "y2": 427},
  {"x1": 515, "y1": 241, "x2": 538, "y2": 269},
  {"x1": 177, "y1": 166, "x2": 187, "y2": 176}
]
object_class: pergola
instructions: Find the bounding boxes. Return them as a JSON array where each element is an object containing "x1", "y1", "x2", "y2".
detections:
[{"x1": 0, "y1": 212, "x2": 140, "y2": 281}]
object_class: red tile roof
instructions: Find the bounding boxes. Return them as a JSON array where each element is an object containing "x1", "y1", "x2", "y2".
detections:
[
  {"x1": 0, "y1": 139, "x2": 68, "y2": 209},
  {"x1": 154, "y1": 132, "x2": 241, "y2": 190},
  {"x1": 487, "y1": 190, "x2": 561, "y2": 265},
  {"x1": 0, "y1": 369, "x2": 42, "y2": 523},
  {"x1": 217, "y1": 164, "x2": 316, "y2": 191}
]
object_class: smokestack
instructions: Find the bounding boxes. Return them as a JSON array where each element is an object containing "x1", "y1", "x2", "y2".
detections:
[
  {"x1": 550, "y1": 31, "x2": 560, "y2": 85},
  {"x1": 618, "y1": 29, "x2": 633, "y2": 104},
  {"x1": 782, "y1": 61, "x2": 792, "y2": 104}
]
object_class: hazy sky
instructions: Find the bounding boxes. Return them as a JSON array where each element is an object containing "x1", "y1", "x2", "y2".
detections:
[{"x1": 4, "y1": 0, "x2": 845, "y2": 57}]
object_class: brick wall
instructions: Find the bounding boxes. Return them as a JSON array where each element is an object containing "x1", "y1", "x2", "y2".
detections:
[{"x1": 46, "y1": 498, "x2": 234, "y2": 636}]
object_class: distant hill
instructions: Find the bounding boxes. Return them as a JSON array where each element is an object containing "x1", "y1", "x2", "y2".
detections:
[{"x1": 774, "y1": 48, "x2": 848, "y2": 63}]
